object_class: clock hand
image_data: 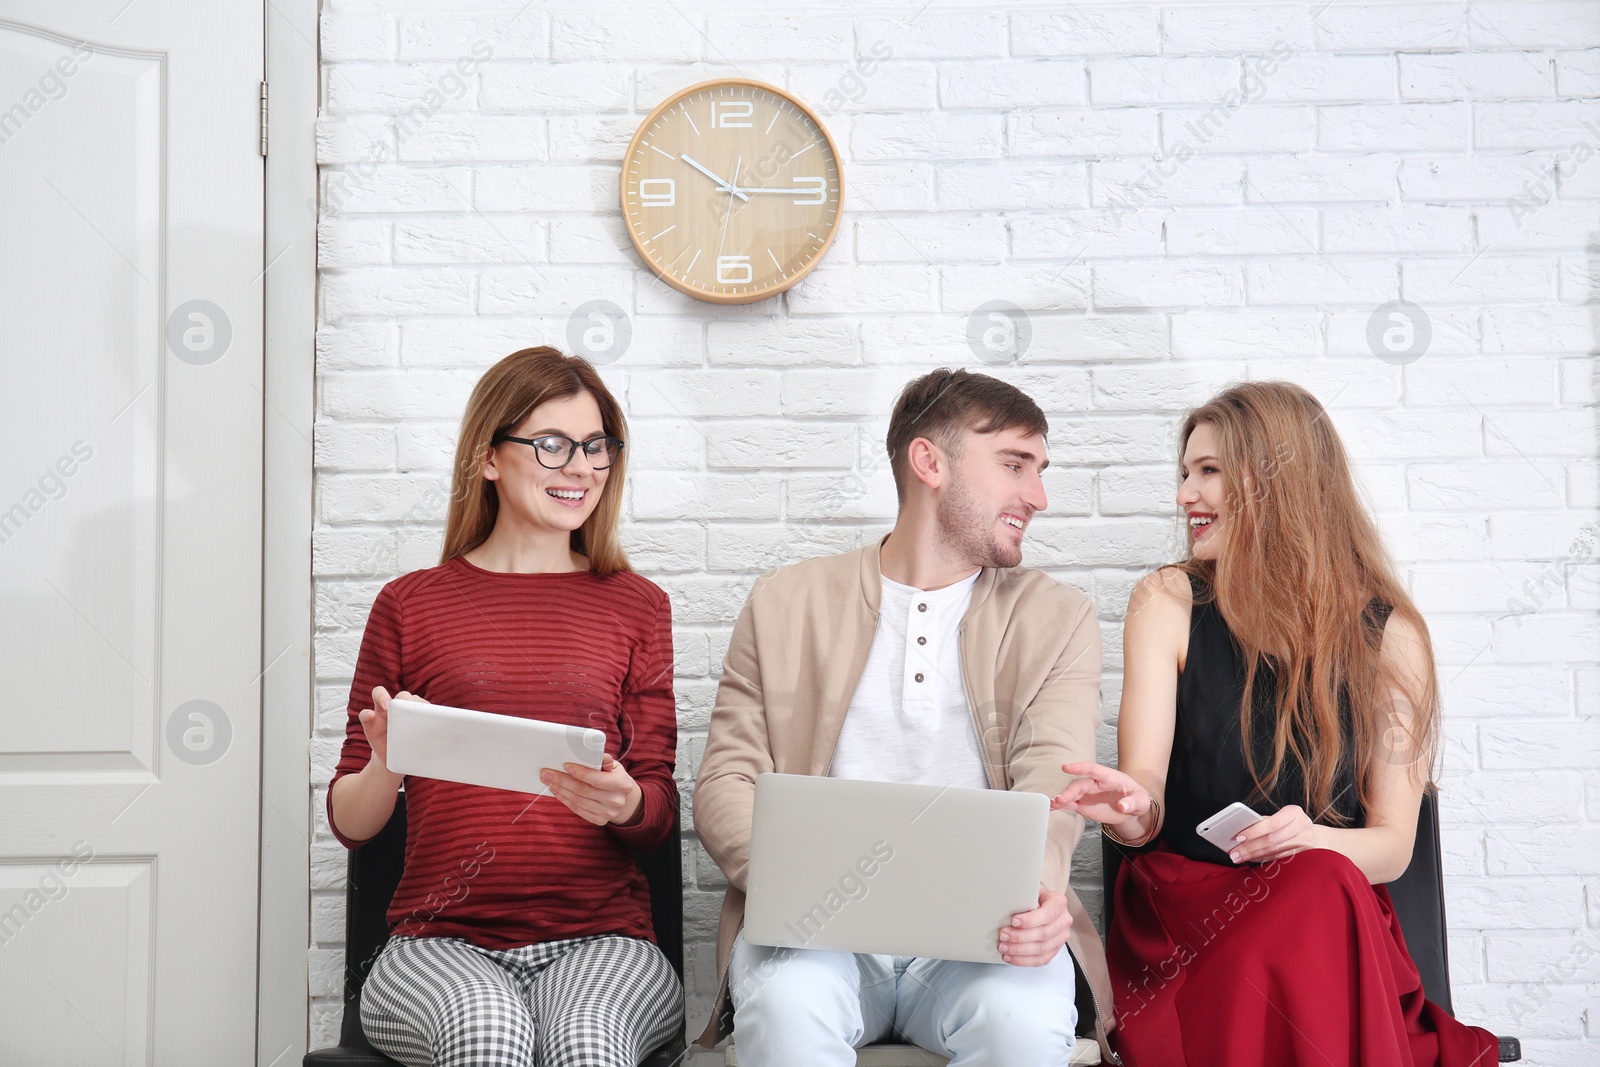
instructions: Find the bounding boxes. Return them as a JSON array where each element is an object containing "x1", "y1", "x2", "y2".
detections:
[
  {"x1": 716, "y1": 156, "x2": 741, "y2": 265},
  {"x1": 715, "y1": 177, "x2": 826, "y2": 204},
  {"x1": 721, "y1": 186, "x2": 820, "y2": 194},
  {"x1": 680, "y1": 154, "x2": 749, "y2": 201}
]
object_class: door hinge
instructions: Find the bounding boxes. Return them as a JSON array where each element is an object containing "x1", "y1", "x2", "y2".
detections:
[{"x1": 258, "y1": 80, "x2": 268, "y2": 157}]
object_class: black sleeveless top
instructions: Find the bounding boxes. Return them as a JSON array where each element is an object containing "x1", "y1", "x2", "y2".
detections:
[{"x1": 1162, "y1": 571, "x2": 1392, "y2": 864}]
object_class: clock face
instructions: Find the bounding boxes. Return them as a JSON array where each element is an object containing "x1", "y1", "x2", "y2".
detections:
[{"x1": 621, "y1": 79, "x2": 843, "y2": 304}]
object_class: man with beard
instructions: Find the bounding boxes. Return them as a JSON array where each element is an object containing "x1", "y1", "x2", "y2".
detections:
[{"x1": 691, "y1": 369, "x2": 1115, "y2": 1066}]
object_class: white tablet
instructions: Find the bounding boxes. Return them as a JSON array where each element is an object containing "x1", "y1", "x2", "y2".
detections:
[{"x1": 384, "y1": 698, "x2": 606, "y2": 796}]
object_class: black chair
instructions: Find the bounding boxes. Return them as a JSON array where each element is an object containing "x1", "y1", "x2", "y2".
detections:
[
  {"x1": 304, "y1": 792, "x2": 686, "y2": 1067},
  {"x1": 1099, "y1": 786, "x2": 1520, "y2": 1062}
]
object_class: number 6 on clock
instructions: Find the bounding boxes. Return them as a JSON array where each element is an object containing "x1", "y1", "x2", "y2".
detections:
[{"x1": 716, "y1": 256, "x2": 752, "y2": 285}]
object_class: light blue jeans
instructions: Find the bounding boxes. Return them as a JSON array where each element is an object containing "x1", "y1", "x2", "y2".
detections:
[{"x1": 727, "y1": 932, "x2": 1079, "y2": 1067}]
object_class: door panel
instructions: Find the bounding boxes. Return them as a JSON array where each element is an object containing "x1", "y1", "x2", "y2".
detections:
[
  {"x1": 0, "y1": 4, "x2": 263, "y2": 1063},
  {"x1": 1, "y1": 29, "x2": 161, "y2": 769},
  {"x1": 0, "y1": 859, "x2": 154, "y2": 1067}
]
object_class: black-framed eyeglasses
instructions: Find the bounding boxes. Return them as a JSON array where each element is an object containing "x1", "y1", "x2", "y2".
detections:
[{"x1": 492, "y1": 433, "x2": 624, "y2": 470}]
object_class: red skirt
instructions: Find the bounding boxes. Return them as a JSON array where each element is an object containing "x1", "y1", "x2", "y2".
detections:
[{"x1": 1107, "y1": 846, "x2": 1499, "y2": 1067}]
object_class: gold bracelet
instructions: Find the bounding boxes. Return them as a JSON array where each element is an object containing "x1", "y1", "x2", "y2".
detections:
[{"x1": 1102, "y1": 797, "x2": 1161, "y2": 848}]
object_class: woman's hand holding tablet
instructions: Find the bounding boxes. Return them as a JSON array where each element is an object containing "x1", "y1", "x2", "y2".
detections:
[
  {"x1": 328, "y1": 686, "x2": 428, "y2": 844},
  {"x1": 540, "y1": 755, "x2": 645, "y2": 827},
  {"x1": 360, "y1": 685, "x2": 427, "y2": 770}
]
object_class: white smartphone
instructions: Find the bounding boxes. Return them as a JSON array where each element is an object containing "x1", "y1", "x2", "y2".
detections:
[{"x1": 1195, "y1": 802, "x2": 1265, "y2": 855}]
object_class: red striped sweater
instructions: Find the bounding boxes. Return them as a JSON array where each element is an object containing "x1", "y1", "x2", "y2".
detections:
[{"x1": 329, "y1": 555, "x2": 677, "y2": 948}]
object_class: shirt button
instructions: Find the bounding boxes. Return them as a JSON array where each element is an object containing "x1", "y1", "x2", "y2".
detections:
[
  {"x1": 914, "y1": 673, "x2": 925, "y2": 683},
  {"x1": 917, "y1": 603, "x2": 928, "y2": 612},
  {"x1": 917, "y1": 636, "x2": 927, "y2": 645}
]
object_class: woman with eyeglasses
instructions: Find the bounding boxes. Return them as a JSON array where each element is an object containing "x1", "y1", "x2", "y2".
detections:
[
  {"x1": 1053, "y1": 382, "x2": 1498, "y2": 1066},
  {"x1": 327, "y1": 347, "x2": 682, "y2": 1067}
]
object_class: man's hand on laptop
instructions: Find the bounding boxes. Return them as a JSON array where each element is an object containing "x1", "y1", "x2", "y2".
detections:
[
  {"x1": 997, "y1": 887, "x2": 1072, "y2": 966},
  {"x1": 541, "y1": 754, "x2": 644, "y2": 827},
  {"x1": 361, "y1": 686, "x2": 427, "y2": 771}
]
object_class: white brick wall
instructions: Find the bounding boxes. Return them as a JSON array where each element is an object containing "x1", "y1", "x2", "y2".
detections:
[{"x1": 312, "y1": 3, "x2": 1600, "y2": 1061}]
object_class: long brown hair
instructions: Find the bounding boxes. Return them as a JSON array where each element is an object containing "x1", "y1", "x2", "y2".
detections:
[
  {"x1": 1178, "y1": 381, "x2": 1437, "y2": 822},
  {"x1": 440, "y1": 347, "x2": 630, "y2": 575}
]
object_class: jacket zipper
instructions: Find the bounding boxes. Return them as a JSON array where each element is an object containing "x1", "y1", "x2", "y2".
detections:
[
  {"x1": 706, "y1": 919, "x2": 742, "y2": 1044},
  {"x1": 1068, "y1": 937, "x2": 1123, "y2": 1064},
  {"x1": 960, "y1": 624, "x2": 1121, "y2": 1064},
  {"x1": 957, "y1": 623, "x2": 996, "y2": 790}
]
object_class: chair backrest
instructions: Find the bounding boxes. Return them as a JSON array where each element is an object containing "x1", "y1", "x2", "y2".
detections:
[
  {"x1": 1099, "y1": 785, "x2": 1452, "y2": 1014},
  {"x1": 1380, "y1": 785, "x2": 1452, "y2": 1015},
  {"x1": 338, "y1": 791, "x2": 685, "y2": 1049}
]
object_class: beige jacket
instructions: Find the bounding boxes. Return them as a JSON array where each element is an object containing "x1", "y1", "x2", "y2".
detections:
[{"x1": 693, "y1": 540, "x2": 1118, "y2": 1060}]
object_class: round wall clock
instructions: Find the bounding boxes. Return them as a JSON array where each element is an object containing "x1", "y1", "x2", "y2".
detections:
[{"x1": 620, "y1": 79, "x2": 844, "y2": 304}]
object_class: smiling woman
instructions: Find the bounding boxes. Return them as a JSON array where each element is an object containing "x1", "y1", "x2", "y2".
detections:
[
  {"x1": 1054, "y1": 381, "x2": 1500, "y2": 1066},
  {"x1": 325, "y1": 346, "x2": 684, "y2": 1067},
  {"x1": 442, "y1": 347, "x2": 631, "y2": 576}
]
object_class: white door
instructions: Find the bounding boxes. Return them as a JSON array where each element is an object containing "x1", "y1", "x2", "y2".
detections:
[{"x1": 0, "y1": 2, "x2": 263, "y2": 1063}]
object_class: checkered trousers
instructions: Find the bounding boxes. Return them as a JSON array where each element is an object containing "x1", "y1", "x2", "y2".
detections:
[{"x1": 360, "y1": 933, "x2": 683, "y2": 1067}]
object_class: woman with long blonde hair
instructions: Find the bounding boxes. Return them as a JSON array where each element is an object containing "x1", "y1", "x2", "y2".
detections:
[
  {"x1": 1054, "y1": 382, "x2": 1498, "y2": 1065},
  {"x1": 327, "y1": 347, "x2": 682, "y2": 1067}
]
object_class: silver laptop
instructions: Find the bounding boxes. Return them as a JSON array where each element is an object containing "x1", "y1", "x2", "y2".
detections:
[{"x1": 744, "y1": 773, "x2": 1048, "y2": 964}]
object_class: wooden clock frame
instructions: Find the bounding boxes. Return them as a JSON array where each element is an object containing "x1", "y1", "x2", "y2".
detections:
[{"x1": 619, "y1": 78, "x2": 845, "y2": 305}]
